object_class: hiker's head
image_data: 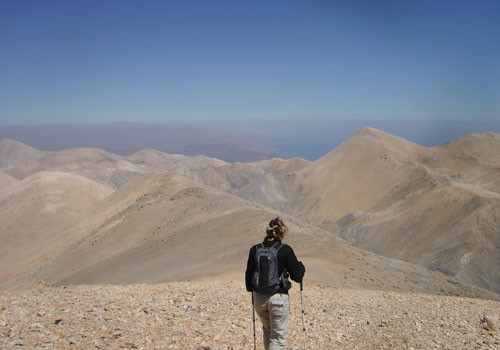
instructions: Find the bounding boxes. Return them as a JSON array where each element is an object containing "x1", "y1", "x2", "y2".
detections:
[{"x1": 266, "y1": 217, "x2": 288, "y2": 240}]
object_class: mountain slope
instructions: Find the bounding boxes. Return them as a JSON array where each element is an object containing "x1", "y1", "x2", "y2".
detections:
[
  {"x1": 0, "y1": 138, "x2": 48, "y2": 170},
  {"x1": 287, "y1": 128, "x2": 500, "y2": 293},
  {"x1": 428, "y1": 132, "x2": 500, "y2": 193},
  {"x1": 191, "y1": 159, "x2": 306, "y2": 213},
  {"x1": 2, "y1": 130, "x2": 499, "y2": 297},
  {"x1": 127, "y1": 148, "x2": 228, "y2": 171},
  {"x1": 0, "y1": 171, "x2": 112, "y2": 287},
  {"x1": 288, "y1": 127, "x2": 429, "y2": 224},
  {"x1": 336, "y1": 181, "x2": 500, "y2": 292},
  {"x1": 0, "y1": 171, "x2": 17, "y2": 191},
  {"x1": 20, "y1": 172, "x2": 498, "y2": 300},
  {"x1": 5, "y1": 147, "x2": 143, "y2": 188}
]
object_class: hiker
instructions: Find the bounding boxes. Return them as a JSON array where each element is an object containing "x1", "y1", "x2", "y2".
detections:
[{"x1": 246, "y1": 217, "x2": 305, "y2": 350}]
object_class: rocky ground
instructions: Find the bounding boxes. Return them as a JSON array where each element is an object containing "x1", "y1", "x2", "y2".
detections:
[{"x1": 1, "y1": 281, "x2": 499, "y2": 349}]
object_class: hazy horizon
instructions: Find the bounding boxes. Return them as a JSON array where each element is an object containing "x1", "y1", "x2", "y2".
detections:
[
  {"x1": 2, "y1": 120, "x2": 499, "y2": 161},
  {"x1": 1, "y1": 1, "x2": 499, "y2": 161}
]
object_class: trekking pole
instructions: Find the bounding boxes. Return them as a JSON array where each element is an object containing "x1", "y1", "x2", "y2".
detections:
[
  {"x1": 300, "y1": 281, "x2": 307, "y2": 350},
  {"x1": 252, "y1": 292, "x2": 256, "y2": 350}
]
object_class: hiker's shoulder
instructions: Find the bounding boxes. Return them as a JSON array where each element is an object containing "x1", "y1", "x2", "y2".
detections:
[
  {"x1": 250, "y1": 242, "x2": 263, "y2": 250},
  {"x1": 278, "y1": 242, "x2": 294, "y2": 253}
]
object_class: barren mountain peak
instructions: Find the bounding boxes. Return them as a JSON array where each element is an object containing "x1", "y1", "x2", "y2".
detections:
[
  {"x1": 0, "y1": 138, "x2": 28, "y2": 147},
  {"x1": 353, "y1": 126, "x2": 420, "y2": 146},
  {"x1": 0, "y1": 138, "x2": 48, "y2": 170},
  {"x1": 312, "y1": 126, "x2": 423, "y2": 166},
  {"x1": 355, "y1": 126, "x2": 388, "y2": 135}
]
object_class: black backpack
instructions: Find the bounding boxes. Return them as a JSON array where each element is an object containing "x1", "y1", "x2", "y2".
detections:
[{"x1": 251, "y1": 242, "x2": 291, "y2": 294}]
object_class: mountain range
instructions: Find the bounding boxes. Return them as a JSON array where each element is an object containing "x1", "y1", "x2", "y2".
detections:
[{"x1": 1, "y1": 127, "x2": 499, "y2": 300}]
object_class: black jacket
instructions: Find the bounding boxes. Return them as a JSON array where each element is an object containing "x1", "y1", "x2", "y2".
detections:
[{"x1": 245, "y1": 235, "x2": 305, "y2": 293}]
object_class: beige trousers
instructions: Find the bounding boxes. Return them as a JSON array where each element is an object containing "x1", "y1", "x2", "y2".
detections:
[{"x1": 253, "y1": 292, "x2": 290, "y2": 350}]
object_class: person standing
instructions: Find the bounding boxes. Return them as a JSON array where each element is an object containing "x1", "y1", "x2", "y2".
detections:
[{"x1": 245, "y1": 217, "x2": 305, "y2": 350}]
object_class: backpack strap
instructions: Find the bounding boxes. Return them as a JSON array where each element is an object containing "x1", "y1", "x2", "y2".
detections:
[
  {"x1": 257, "y1": 242, "x2": 283, "y2": 252},
  {"x1": 273, "y1": 242, "x2": 284, "y2": 252}
]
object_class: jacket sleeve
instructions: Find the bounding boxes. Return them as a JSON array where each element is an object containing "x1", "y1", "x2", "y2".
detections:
[
  {"x1": 285, "y1": 246, "x2": 305, "y2": 283},
  {"x1": 245, "y1": 246, "x2": 256, "y2": 292}
]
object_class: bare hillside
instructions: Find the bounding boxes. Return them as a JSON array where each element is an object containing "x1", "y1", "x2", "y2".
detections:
[
  {"x1": 187, "y1": 157, "x2": 309, "y2": 212},
  {"x1": 246, "y1": 157, "x2": 311, "y2": 174},
  {"x1": 0, "y1": 171, "x2": 17, "y2": 191},
  {"x1": 127, "y1": 148, "x2": 227, "y2": 171},
  {"x1": 14, "y1": 173, "x2": 497, "y2": 301},
  {"x1": 5, "y1": 147, "x2": 143, "y2": 189},
  {"x1": 336, "y1": 182, "x2": 500, "y2": 292},
  {"x1": 0, "y1": 172, "x2": 112, "y2": 287},
  {"x1": 0, "y1": 138, "x2": 48, "y2": 170},
  {"x1": 429, "y1": 132, "x2": 500, "y2": 193},
  {"x1": 1, "y1": 281, "x2": 499, "y2": 349},
  {"x1": 287, "y1": 128, "x2": 500, "y2": 293},
  {"x1": 288, "y1": 127, "x2": 429, "y2": 223},
  {"x1": 127, "y1": 152, "x2": 309, "y2": 212},
  {"x1": 2, "y1": 130, "x2": 500, "y2": 297},
  {"x1": 4, "y1": 143, "x2": 233, "y2": 189}
]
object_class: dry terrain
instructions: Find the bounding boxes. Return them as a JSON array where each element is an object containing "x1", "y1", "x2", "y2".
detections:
[
  {"x1": 1, "y1": 128, "x2": 500, "y2": 349},
  {"x1": 0, "y1": 139, "x2": 47, "y2": 170},
  {"x1": 0, "y1": 171, "x2": 17, "y2": 191},
  {"x1": 286, "y1": 128, "x2": 500, "y2": 293},
  {"x1": 1, "y1": 281, "x2": 499, "y2": 349},
  {"x1": 4, "y1": 172, "x2": 496, "y2": 302},
  {"x1": 1, "y1": 130, "x2": 500, "y2": 295},
  {"x1": 0, "y1": 172, "x2": 112, "y2": 286}
]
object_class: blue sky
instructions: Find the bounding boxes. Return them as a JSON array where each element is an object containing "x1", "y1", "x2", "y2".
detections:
[{"x1": 1, "y1": 0, "x2": 499, "y2": 126}]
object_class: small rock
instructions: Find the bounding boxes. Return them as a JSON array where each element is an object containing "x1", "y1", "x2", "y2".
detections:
[{"x1": 480, "y1": 315, "x2": 497, "y2": 332}]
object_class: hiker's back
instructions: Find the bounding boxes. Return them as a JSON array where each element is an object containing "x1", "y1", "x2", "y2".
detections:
[{"x1": 251, "y1": 242, "x2": 283, "y2": 295}]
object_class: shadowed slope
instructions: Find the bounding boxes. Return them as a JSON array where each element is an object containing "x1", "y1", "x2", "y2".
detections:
[
  {"x1": 192, "y1": 157, "x2": 309, "y2": 212},
  {"x1": 336, "y1": 182, "x2": 500, "y2": 292}
]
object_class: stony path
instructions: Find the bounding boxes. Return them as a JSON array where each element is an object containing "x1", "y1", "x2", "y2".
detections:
[{"x1": 1, "y1": 281, "x2": 499, "y2": 349}]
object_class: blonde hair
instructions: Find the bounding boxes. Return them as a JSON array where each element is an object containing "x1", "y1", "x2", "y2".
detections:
[{"x1": 267, "y1": 217, "x2": 289, "y2": 241}]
